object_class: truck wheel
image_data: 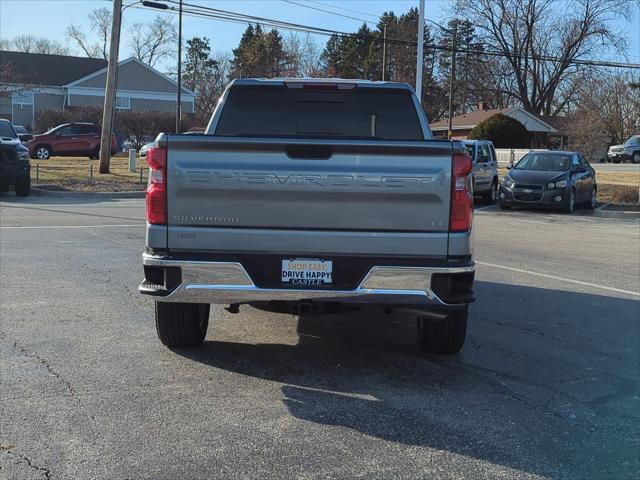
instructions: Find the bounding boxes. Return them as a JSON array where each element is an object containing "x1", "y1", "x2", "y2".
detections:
[
  {"x1": 632, "y1": 152, "x2": 640, "y2": 164},
  {"x1": 14, "y1": 176, "x2": 31, "y2": 197},
  {"x1": 613, "y1": 157, "x2": 621, "y2": 164},
  {"x1": 155, "y1": 302, "x2": 210, "y2": 347},
  {"x1": 417, "y1": 305, "x2": 468, "y2": 354}
]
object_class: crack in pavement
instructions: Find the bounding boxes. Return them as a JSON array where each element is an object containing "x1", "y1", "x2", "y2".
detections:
[
  {"x1": 1, "y1": 444, "x2": 52, "y2": 480},
  {"x1": 9, "y1": 338, "x2": 75, "y2": 396}
]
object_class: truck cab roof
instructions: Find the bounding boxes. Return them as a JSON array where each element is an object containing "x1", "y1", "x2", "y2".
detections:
[{"x1": 231, "y1": 78, "x2": 415, "y2": 92}]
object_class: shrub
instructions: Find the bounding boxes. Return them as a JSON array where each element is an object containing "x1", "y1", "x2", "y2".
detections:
[
  {"x1": 33, "y1": 106, "x2": 104, "y2": 134},
  {"x1": 468, "y1": 113, "x2": 530, "y2": 148},
  {"x1": 33, "y1": 109, "x2": 71, "y2": 134}
]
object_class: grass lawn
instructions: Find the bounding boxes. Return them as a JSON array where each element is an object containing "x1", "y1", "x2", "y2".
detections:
[{"x1": 31, "y1": 155, "x2": 147, "y2": 192}]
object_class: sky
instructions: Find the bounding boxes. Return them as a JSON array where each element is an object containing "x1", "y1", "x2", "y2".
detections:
[{"x1": 1, "y1": 0, "x2": 639, "y2": 73}]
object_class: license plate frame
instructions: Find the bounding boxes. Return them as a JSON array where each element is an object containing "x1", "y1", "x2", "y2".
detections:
[{"x1": 281, "y1": 258, "x2": 333, "y2": 286}]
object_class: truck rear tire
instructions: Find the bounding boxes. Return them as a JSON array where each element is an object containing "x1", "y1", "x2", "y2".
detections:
[
  {"x1": 417, "y1": 306, "x2": 468, "y2": 354},
  {"x1": 155, "y1": 302, "x2": 210, "y2": 347}
]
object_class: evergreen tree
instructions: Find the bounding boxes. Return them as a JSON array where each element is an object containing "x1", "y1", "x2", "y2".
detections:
[
  {"x1": 320, "y1": 34, "x2": 343, "y2": 77},
  {"x1": 231, "y1": 24, "x2": 256, "y2": 78},
  {"x1": 182, "y1": 37, "x2": 216, "y2": 92},
  {"x1": 230, "y1": 24, "x2": 289, "y2": 78},
  {"x1": 438, "y1": 19, "x2": 486, "y2": 114}
]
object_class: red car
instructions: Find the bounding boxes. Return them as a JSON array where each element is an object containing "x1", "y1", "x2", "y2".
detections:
[{"x1": 27, "y1": 122, "x2": 117, "y2": 160}]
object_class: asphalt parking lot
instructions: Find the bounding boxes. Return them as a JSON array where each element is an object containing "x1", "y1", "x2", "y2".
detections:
[{"x1": 1, "y1": 196, "x2": 639, "y2": 480}]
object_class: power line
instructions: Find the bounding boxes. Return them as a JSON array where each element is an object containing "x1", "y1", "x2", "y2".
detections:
[
  {"x1": 280, "y1": 0, "x2": 377, "y2": 25},
  {"x1": 305, "y1": 0, "x2": 380, "y2": 19},
  {"x1": 142, "y1": 1, "x2": 640, "y2": 70}
]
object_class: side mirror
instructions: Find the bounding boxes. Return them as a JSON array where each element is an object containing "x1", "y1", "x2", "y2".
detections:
[
  {"x1": 506, "y1": 164, "x2": 512, "y2": 170},
  {"x1": 572, "y1": 166, "x2": 586, "y2": 173}
]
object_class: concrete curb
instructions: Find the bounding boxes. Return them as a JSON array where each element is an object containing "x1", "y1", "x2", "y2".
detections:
[
  {"x1": 592, "y1": 203, "x2": 640, "y2": 220},
  {"x1": 31, "y1": 186, "x2": 145, "y2": 199}
]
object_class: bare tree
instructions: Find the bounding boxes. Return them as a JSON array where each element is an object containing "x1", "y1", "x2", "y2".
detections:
[
  {"x1": 0, "y1": 61, "x2": 33, "y2": 99},
  {"x1": 454, "y1": 0, "x2": 631, "y2": 116},
  {"x1": 0, "y1": 35, "x2": 69, "y2": 55},
  {"x1": 566, "y1": 72, "x2": 640, "y2": 159},
  {"x1": 194, "y1": 51, "x2": 232, "y2": 124},
  {"x1": 66, "y1": 7, "x2": 112, "y2": 59},
  {"x1": 127, "y1": 15, "x2": 177, "y2": 67},
  {"x1": 283, "y1": 33, "x2": 324, "y2": 77}
]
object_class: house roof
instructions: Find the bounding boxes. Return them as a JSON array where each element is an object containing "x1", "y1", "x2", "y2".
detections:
[
  {"x1": 0, "y1": 51, "x2": 108, "y2": 86},
  {"x1": 67, "y1": 57, "x2": 196, "y2": 96},
  {"x1": 430, "y1": 106, "x2": 558, "y2": 134},
  {"x1": 430, "y1": 108, "x2": 506, "y2": 130}
]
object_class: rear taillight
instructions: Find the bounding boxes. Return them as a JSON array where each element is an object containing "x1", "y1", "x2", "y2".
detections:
[
  {"x1": 146, "y1": 146, "x2": 166, "y2": 225},
  {"x1": 450, "y1": 153, "x2": 474, "y2": 232}
]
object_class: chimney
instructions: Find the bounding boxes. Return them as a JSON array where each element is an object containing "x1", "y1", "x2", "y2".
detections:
[{"x1": 477, "y1": 101, "x2": 485, "y2": 111}]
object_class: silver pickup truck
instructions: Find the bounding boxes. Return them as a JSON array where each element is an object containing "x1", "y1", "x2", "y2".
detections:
[{"x1": 139, "y1": 78, "x2": 475, "y2": 354}]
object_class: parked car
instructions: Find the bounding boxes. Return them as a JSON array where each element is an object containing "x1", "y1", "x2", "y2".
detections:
[
  {"x1": 607, "y1": 135, "x2": 640, "y2": 163},
  {"x1": 499, "y1": 151, "x2": 596, "y2": 214},
  {"x1": 139, "y1": 142, "x2": 154, "y2": 157},
  {"x1": 13, "y1": 125, "x2": 33, "y2": 143},
  {"x1": 0, "y1": 119, "x2": 31, "y2": 197},
  {"x1": 138, "y1": 78, "x2": 475, "y2": 354},
  {"x1": 463, "y1": 139, "x2": 499, "y2": 203},
  {"x1": 26, "y1": 122, "x2": 117, "y2": 160}
]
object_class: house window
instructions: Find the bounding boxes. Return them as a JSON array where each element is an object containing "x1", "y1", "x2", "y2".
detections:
[
  {"x1": 12, "y1": 91, "x2": 33, "y2": 108},
  {"x1": 115, "y1": 96, "x2": 131, "y2": 109}
]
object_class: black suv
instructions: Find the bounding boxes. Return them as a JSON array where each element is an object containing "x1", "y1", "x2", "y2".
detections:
[{"x1": 0, "y1": 119, "x2": 31, "y2": 197}]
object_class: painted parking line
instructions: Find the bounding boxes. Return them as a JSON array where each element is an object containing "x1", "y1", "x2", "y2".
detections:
[
  {"x1": 474, "y1": 204, "x2": 498, "y2": 212},
  {"x1": 476, "y1": 260, "x2": 640, "y2": 297},
  {"x1": 0, "y1": 223, "x2": 144, "y2": 230}
]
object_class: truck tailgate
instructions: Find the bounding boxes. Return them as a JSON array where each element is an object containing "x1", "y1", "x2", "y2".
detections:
[{"x1": 165, "y1": 136, "x2": 453, "y2": 255}]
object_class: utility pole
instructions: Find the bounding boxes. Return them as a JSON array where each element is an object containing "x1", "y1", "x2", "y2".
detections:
[
  {"x1": 447, "y1": 25, "x2": 458, "y2": 139},
  {"x1": 415, "y1": 0, "x2": 425, "y2": 102},
  {"x1": 175, "y1": 0, "x2": 183, "y2": 133},
  {"x1": 382, "y1": 24, "x2": 387, "y2": 81},
  {"x1": 99, "y1": 0, "x2": 123, "y2": 174}
]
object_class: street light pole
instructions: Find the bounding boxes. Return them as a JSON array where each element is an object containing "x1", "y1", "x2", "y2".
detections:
[
  {"x1": 381, "y1": 24, "x2": 387, "y2": 81},
  {"x1": 99, "y1": 0, "x2": 123, "y2": 174},
  {"x1": 415, "y1": 0, "x2": 425, "y2": 102},
  {"x1": 176, "y1": 0, "x2": 182, "y2": 133},
  {"x1": 447, "y1": 25, "x2": 458, "y2": 139}
]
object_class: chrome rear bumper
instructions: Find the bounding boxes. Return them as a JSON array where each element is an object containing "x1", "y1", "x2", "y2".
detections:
[{"x1": 140, "y1": 253, "x2": 474, "y2": 307}]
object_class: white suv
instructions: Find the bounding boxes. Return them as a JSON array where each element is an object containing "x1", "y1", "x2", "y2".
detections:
[{"x1": 607, "y1": 135, "x2": 640, "y2": 164}]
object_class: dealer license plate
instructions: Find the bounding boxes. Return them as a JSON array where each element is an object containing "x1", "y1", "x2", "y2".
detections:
[{"x1": 281, "y1": 259, "x2": 333, "y2": 286}]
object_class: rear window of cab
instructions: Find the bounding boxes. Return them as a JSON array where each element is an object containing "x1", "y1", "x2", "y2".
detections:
[{"x1": 215, "y1": 86, "x2": 424, "y2": 141}]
